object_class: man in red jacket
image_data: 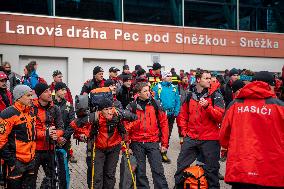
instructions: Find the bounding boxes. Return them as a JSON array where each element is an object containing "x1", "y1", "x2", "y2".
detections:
[
  {"x1": 175, "y1": 70, "x2": 225, "y2": 189},
  {"x1": 220, "y1": 71, "x2": 284, "y2": 189},
  {"x1": 126, "y1": 82, "x2": 169, "y2": 189}
]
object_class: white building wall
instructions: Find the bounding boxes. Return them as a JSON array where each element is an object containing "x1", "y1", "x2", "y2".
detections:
[{"x1": 1, "y1": 44, "x2": 283, "y2": 97}]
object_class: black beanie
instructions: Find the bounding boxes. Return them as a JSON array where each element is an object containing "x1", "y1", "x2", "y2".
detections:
[
  {"x1": 137, "y1": 69, "x2": 146, "y2": 77},
  {"x1": 54, "y1": 82, "x2": 67, "y2": 92},
  {"x1": 104, "y1": 79, "x2": 115, "y2": 87},
  {"x1": 229, "y1": 68, "x2": 239, "y2": 77},
  {"x1": 152, "y1": 63, "x2": 161, "y2": 70},
  {"x1": 232, "y1": 80, "x2": 245, "y2": 93},
  {"x1": 122, "y1": 74, "x2": 132, "y2": 82},
  {"x1": 97, "y1": 98, "x2": 113, "y2": 111},
  {"x1": 253, "y1": 71, "x2": 275, "y2": 86},
  {"x1": 93, "y1": 66, "x2": 104, "y2": 75},
  {"x1": 34, "y1": 83, "x2": 49, "y2": 98}
]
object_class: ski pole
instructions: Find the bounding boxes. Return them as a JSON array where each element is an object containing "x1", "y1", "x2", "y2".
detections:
[
  {"x1": 91, "y1": 141, "x2": 96, "y2": 189},
  {"x1": 122, "y1": 141, "x2": 136, "y2": 189}
]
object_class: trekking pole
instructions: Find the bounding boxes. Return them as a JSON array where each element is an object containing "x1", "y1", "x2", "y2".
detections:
[
  {"x1": 91, "y1": 140, "x2": 96, "y2": 189},
  {"x1": 122, "y1": 141, "x2": 137, "y2": 189},
  {"x1": 53, "y1": 143, "x2": 60, "y2": 189}
]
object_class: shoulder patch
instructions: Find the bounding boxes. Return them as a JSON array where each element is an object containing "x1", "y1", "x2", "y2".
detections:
[{"x1": 0, "y1": 119, "x2": 7, "y2": 134}]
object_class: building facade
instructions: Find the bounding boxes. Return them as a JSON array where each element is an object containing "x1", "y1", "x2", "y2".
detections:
[{"x1": 0, "y1": 0, "x2": 284, "y2": 96}]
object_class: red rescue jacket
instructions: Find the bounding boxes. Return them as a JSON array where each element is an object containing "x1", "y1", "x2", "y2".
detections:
[
  {"x1": 220, "y1": 81, "x2": 284, "y2": 187},
  {"x1": 177, "y1": 87, "x2": 225, "y2": 140},
  {"x1": 0, "y1": 90, "x2": 12, "y2": 112}
]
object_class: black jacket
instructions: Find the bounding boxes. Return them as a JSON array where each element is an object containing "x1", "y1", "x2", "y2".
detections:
[
  {"x1": 53, "y1": 97, "x2": 75, "y2": 140},
  {"x1": 80, "y1": 78, "x2": 105, "y2": 95},
  {"x1": 117, "y1": 85, "x2": 134, "y2": 109},
  {"x1": 221, "y1": 81, "x2": 233, "y2": 108}
]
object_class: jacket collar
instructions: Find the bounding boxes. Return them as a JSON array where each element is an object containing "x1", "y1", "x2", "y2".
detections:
[{"x1": 14, "y1": 101, "x2": 31, "y2": 113}]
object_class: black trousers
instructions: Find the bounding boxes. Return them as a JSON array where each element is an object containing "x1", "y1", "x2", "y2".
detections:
[
  {"x1": 167, "y1": 114, "x2": 175, "y2": 143},
  {"x1": 32, "y1": 150, "x2": 57, "y2": 189},
  {"x1": 231, "y1": 183, "x2": 283, "y2": 189},
  {"x1": 86, "y1": 144, "x2": 121, "y2": 189},
  {"x1": 130, "y1": 142, "x2": 169, "y2": 189},
  {"x1": 174, "y1": 137, "x2": 220, "y2": 189},
  {"x1": 7, "y1": 159, "x2": 35, "y2": 189}
]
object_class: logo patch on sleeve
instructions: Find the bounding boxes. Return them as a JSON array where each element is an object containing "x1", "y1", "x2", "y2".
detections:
[{"x1": 0, "y1": 122, "x2": 7, "y2": 134}]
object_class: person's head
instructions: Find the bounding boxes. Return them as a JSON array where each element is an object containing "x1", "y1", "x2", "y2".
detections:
[
  {"x1": 253, "y1": 71, "x2": 276, "y2": 92},
  {"x1": 137, "y1": 69, "x2": 146, "y2": 77},
  {"x1": 53, "y1": 70, "x2": 63, "y2": 83},
  {"x1": 240, "y1": 70, "x2": 254, "y2": 85},
  {"x1": 93, "y1": 66, "x2": 104, "y2": 81},
  {"x1": 180, "y1": 69, "x2": 184, "y2": 75},
  {"x1": 55, "y1": 82, "x2": 67, "y2": 99},
  {"x1": 104, "y1": 79, "x2": 116, "y2": 95},
  {"x1": 152, "y1": 63, "x2": 161, "y2": 75},
  {"x1": 0, "y1": 72, "x2": 8, "y2": 89},
  {"x1": 229, "y1": 68, "x2": 239, "y2": 83},
  {"x1": 134, "y1": 82, "x2": 150, "y2": 101},
  {"x1": 109, "y1": 67, "x2": 120, "y2": 78},
  {"x1": 123, "y1": 65, "x2": 130, "y2": 74},
  {"x1": 232, "y1": 80, "x2": 245, "y2": 97},
  {"x1": 196, "y1": 70, "x2": 211, "y2": 89},
  {"x1": 211, "y1": 71, "x2": 218, "y2": 83},
  {"x1": 98, "y1": 98, "x2": 114, "y2": 120},
  {"x1": 161, "y1": 71, "x2": 172, "y2": 82},
  {"x1": 24, "y1": 66, "x2": 28, "y2": 76},
  {"x1": 34, "y1": 83, "x2": 52, "y2": 102},
  {"x1": 181, "y1": 75, "x2": 189, "y2": 84},
  {"x1": 27, "y1": 61, "x2": 38, "y2": 74},
  {"x1": 123, "y1": 75, "x2": 132, "y2": 88},
  {"x1": 135, "y1": 65, "x2": 142, "y2": 71},
  {"x1": 2, "y1": 62, "x2": 11, "y2": 74},
  {"x1": 170, "y1": 68, "x2": 175, "y2": 74},
  {"x1": 13, "y1": 85, "x2": 33, "y2": 106}
]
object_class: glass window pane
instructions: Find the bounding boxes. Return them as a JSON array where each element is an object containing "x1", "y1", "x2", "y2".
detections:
[
  {"x1": 184, "y1": 0, "x2": 237, "y2": 30},
  {"x1": 55, "y1": 0, "x2": 122, "y2": 21},
  {"x1": 124, "y1": 0, "x2": 182, "y2": 26},
  {"x1": 0, "y1": 0, "x2": 53, "y2": 16},
  {"x1": 239, "y1": 0, "x2": 284, "y2": 33}
]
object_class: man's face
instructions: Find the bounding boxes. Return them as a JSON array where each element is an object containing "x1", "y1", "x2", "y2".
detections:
[
  {"x1": 101, "y1": 107, "x2": 114, "y2": 120},
  {"x1": 154, "y1": 69, "x2": 161, "y2": 75},
  {"x1": 95, "y1": 72, "x2": 104, "y2": 81},
  {"x1": 40, "y1": 89, "x2": 52, "y2": 102},
  {"x1": 124, "y1": 80, "x2": 132, "y2": 88},
  {"x1": 18, "y1": 92, "x2": 33, "y2": 106},
  {"x1": 3, "y1": 65, "x2": 11, "y2": 73},
  {"x1": 124, "y1": 68, "x2": 130, "y2": 74},
  {"x1": 0, "y1": 78, "x2": 7, "y2": 89},
  {"x1": 109, "y1": 85, "x2": 117, "y2": 95},
  {"x1": 138, "y1": 86, "x2": 150, "y2": 100},
  {"x1": 182, "y1": 76, "x2": 188, "y2": 84},
  {"x1": 230, "y1": 74, "x2": 239, "y2": 83},
  {"x1": 197, "y1": 73, "x2": 211, "y2": 89},
  {"x1": 56, "y1": 88, "x2": 67, "y2": 99},
  {"x1": 53, "y1": 74, "x2": 63, "y2": 83},
  {"x1": 109, "y1": 72, "x2": 118, "y2": 78},
  {"x1": 163, "y1": 76, "x2": 172, "y2": 82}
]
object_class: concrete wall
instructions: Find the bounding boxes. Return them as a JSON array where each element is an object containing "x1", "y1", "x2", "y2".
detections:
[{"x1": 1, "y1": 44, "x2": 283, "y2": 96}]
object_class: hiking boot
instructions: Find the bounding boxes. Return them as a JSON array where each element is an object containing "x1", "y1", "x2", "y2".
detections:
[
  {"x1": 161, "y1": 152, "x2": 171, "y2": 164},
  {"x1": 69, "y1": 156, "x2": 78, "y2": 163},
  {"x1": 218, "y1": 172, "x2": 224, "y2": 180}
]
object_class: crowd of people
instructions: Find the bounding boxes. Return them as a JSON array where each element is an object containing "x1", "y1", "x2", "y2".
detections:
[{"x1": 0, "y1": 60, "x2": 283, "y2": 189}]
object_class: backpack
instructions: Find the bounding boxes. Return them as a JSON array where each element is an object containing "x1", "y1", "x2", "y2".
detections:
[
  {"x1": 183, "y1": 165, "x2": 208, "y2": 189},
  {"x1": 90, "y1": 87, "x2": 113, "y2": 108}
]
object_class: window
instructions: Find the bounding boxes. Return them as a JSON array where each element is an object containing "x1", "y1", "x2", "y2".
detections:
[
  {"x1": 124, "y1": 0, "x2": 182, "y2": 26},
  {"x1": 55, "y1": 0, "x2": 122, "y2": 21},
  {"x1": 239, "y1": 0, "x2": 284, "y2": 33},
  {"x1": 184, "y1": 0, "x2": 237, "y2": 30},
  {"x1": 0, "y1": 0, "x2": 53, "y2": 16}
]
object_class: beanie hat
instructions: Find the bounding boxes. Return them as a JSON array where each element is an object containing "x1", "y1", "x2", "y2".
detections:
[
  {"x1": 52, "y1": 70, "x2": 62, "y2": 77},
  {"x1": 161, "y1": 70, "x2": 172, "y2": 79},
  {"x1": 152, "y1": 63, "x2": 161, "y2": 70},
  {"x1": 123, "y1": 65, "x2": 129, "y2": 70},
  {"x1": 253, "y1": 71, "x2": 275, "y2": 86},
  {"x1": 13, "y1": 85, "x2": 33, "y2": 101},
  {"x1": 54, "y1": 82, "x2": 67, "y2": 92},
  {"x1": 122, "y1": 74, "x2": 132, "y2": 82},
  {"x1": 135, "y1": 65, "x2": 142, "y2": 71},
  {"x1": 34, "y1": 83, "x2": 49, "y2": 98},
  {"x1": 93, "y1": 66, "x2": 104, "y2": 75},
  {"x1": 137, "y1": 69, "x2": 146, "y2": 77},
  {"x1": 104, "y1": 79, "x2": 115, "y2": 87},
  {"x1": 97, "y1": 98, "x2": 113, "y2": 111},
  {"x1": 232, "y1": 80, "x2": 245, "y2": 93},
  {"x1": 229, "y1": 68, "x2": 239, "y2": 77}
]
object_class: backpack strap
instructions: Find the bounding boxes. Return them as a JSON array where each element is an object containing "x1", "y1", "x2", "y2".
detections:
[{"x1": 157, "y1": 83, "x2": 162, "y2": 100}]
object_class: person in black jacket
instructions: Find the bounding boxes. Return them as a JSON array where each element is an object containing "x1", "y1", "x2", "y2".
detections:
[
  {"x1": 221, "y1": 68, "x2": 239, "y2": 107},
  {"x1": 81, "y1": 66, "x2": 105, "y2": 95},
  {"x1": 117, "y1": 74, "x2": 134, "y2": 109},
  {"x1": 53, "y1": 82, "x2": 75, "y2": 188}
]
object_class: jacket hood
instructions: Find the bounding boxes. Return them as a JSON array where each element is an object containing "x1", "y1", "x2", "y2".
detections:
[
  {"x1": 209, "y1": 81, "x2": 221, "y2": 95},
  {"x1": 236, "y1": 81, "x2": 275, "y2": 99}
]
